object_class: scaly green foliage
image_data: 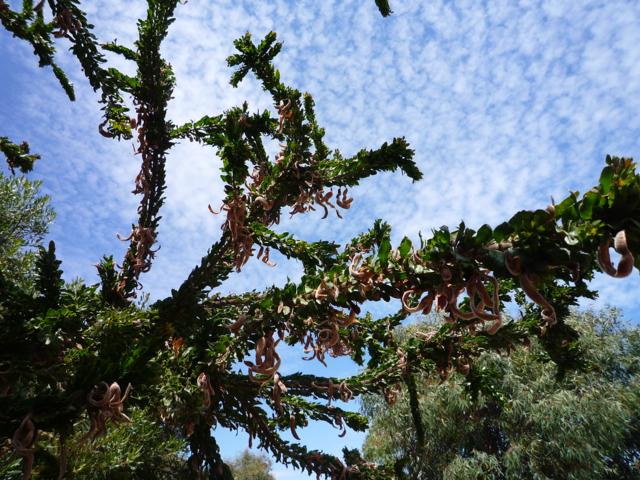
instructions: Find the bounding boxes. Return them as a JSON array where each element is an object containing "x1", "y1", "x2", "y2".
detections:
[{"x1": 1, "y1": 1, "x2": 640, "y2": 479}]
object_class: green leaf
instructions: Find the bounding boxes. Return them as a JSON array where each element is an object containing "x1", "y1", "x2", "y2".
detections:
[
  {"x1": 378, "y1": 238, "x2": 391, "y2": 264},
  {"x1": 476, "y1": 224, "x2": 493, "y2": 244},
  {"x1": 579, "y1": 191, "x2": 599, "y2": 220},
  {"x1": 493, "y1": 222, "x2": 512, "y2": 242},
  {"x1": 399, "y1": 236, "x2": 412, "y2": 258},
  {"x1": 599, "y1": 166, "x2": 614, "y2": 194}
]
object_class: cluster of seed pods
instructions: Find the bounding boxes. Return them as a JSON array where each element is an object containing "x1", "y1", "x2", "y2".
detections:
[
  {"x1": 303, "y1": 450, "x2": 367, "y2": 480},
  {"x1": 109, "y1": 94, "x2": 166, "y2": 294},
  {"x1": 311, "y1": 379, "x2": 353, "y2": 408},
  {"x1": 11, "y1": 382, "x2": 132, "y2": 479},
  {"x1": 84, "y1": 381, "x2": 132, "y2": 441},
  {"x1": 275, "y1": 99, "x2": 293, "y2": 134},
  {"x1": 210, "y1": 97, "x2": 356, "y2": 276},
  {"x1": 400, "y1": 269, "x2": 502, "y2": 334},
  {"x1": 290, "y1": 186, "x2": 353, "y2": 219},
  {"x1": 116, "y1": 226, "x2": 158, "y2": 290},
  {"x1": 209, "y1": 194, "x2": 253, "y2": 271},
  {"x1": 301, "y1": 308, "x2": 357, "y2": 367},
  {"x1": 52, "y1": 6, "x2": 81, "y2": 39},
  {"x1": 348, "y1": 253, "x2": 387, "y2": 299},
  {"x1": 243, "y1": 332, "x2": 281, "y2": 384}
]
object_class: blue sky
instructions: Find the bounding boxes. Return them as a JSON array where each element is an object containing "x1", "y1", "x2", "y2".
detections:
[{"x1": 2, "y1": 0, "x2": 640, "y2": 477}]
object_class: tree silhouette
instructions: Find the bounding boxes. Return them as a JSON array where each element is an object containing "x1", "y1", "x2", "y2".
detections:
[{"x1": 1, "y1": 1, "x2": 639, "y2": 479}]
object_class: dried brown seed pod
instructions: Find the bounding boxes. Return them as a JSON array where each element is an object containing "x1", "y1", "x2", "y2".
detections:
[
  {"x1": 271, "y1": 373, "x2": 287, "y2": 415},
  {"x1": 275, "y1": 99, "x2": 293, "y2": 134},
  {"x1": 83, "y1": 382, "x2": 132, "y2": 442},
  {"x1": 519, "y1": 273, "x2": 556, "y2": 327},
  {"x1": 98, "y1": 119, "x2": 114, "y2": 138},
  {"x1": 598, "y1": 230, "x2": 635, "y2": 278},
  {"x1": 228, "y1": 314, "x2": 246, "y2": 334},
  {"x1": 504, "y1": 252, "x2": 522, "y2": 276},
  {"x1": 197, "y1": 372, "x2": 215, "y2": 408},
  {"x1": 334, "y1": 413, "x2": 347, "y2": 438},
  {"x1": 245, "y1": 333, "x2": 281, "y2": 383},
  {"x1": 383, "y1": 384, "x2": 402, "y2": 406},
  {"x1": 485, "y1": 316, "x2": 502, "y2": 335},
  {"x1": 289, "y1": 413, "x2": 301, "y2": 440},
  {"x1": 456, "y1": 359, "x2": 471, "y2": 376},
  {"x1": 401, "y1": 290, "x2": 421, "y2": 313},
  {"x1": 338, "y1": 381, "x2": 353, "y2": 402}
]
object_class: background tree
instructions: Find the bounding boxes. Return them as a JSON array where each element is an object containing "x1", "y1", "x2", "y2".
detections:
[
  {"x1": 1, "y1": 1, "x2": 640, "y2": 479},
  {"x1": 227, "y1": 450, "x2": 275, "y2": 480},
  {"x1": 362, "y1": 309, "x2": 640, "y2": 479},
  {"x1": 0, "y1": 171, "x2": 54, "y2": 291}
]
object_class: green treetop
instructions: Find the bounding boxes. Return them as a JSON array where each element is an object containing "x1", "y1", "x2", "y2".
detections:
[
  {"x1": 0, "y1": 171, "x2": 55, "y2": 292},
  {"x1": 228, "y1": 450, "x2": 275, "y2": 480},
  {"x1": 362, "y1": 309, "x2": 640, "y2": 479}
]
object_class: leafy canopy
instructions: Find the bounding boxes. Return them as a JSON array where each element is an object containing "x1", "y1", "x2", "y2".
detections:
[
  {"x1": 362, "y1": 309, "x2": 640, "y2": 479},
  {"x1": 228, "y1": 450, "x2": 275, "y2": 480},
  {"x1": 0, "y1": 171, "x2": 55, "y2": 291}
]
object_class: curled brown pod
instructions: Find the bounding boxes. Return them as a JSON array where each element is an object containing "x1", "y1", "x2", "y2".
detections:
[
  {"x1": 401, "y1": 290, "x2": 435, "y2": 314},
  {"x1": 271, "y1": 373, "x2": 287, "y2": 415},
  {"x1": 275, "y1": 99, "x2": 293, "y2": 134},
  {"x1": 289, "y1": 413, "x2": 301, "y2": 440},
  {"x1": 334, "y1": 309, "x2": 358, "y2": 327},
  {"x1": 83, "y1": 382, "x2": 132, "y2": 442},
  {"x1": 598, "y1": 230, "x2": 635, "y2": 278},
  {"x1": 245, "y1": 333, "x2": 282, "y2": 383},
  {"x1": 312, "y1": 379, "x2": 336, "y2": 406},
  {"x1": 520, "y1": 273, "x2": 556, "y2": 327},
  {"x1": 228, "y1": 314, "x2": 246, "y2": 334},
  {"x1": 503, "y1": 253, "x2": 554, "y2": 328},
  {"x1": 447, "y1": 285, "x2": 476, "y2": 321},
  {"x1": 98, "y1": 119, "x2": 114, "y2": 138},
  {"x1": 485, "y1": 316, "x2": 502, "y2": 335},
  {"x1": 317, "y1": 322, "x2": 340, "y2": 349},
  {"x1": 401, "y1": 290, "x2": 419, "y2": 312},
  {"x1": 456, "y1": 359, "x2": 471, "y2": 376},
  {"x1": 349, "y1": 253, "x2": 372, "y2": 281},
  {"x1": 197, "y1": 372, "x2": 215, "y2": 408},
  {"x1": 338, "y1": 381, "x2": 353, "y2": 402},
  {"x1": 383, "y1": 383, "x2": 402, "y2": 406},
  {"x1": 334, "y1": 413, "x2": 347, "y2": 438}
]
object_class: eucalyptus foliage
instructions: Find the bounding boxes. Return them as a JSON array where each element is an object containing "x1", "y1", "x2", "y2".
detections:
[
  {"x1": 0, "y1": 171, "x2": 54, "y2": 291},
  {"x1": 1, "y1": 1, "x2": 640, "y2": 479},
  {"x1": 227, "y1": 450, "x2": 274, "y2": 480},
  {"x1": 362, "y1": 310, "x2": 640, "y2": 479}
]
